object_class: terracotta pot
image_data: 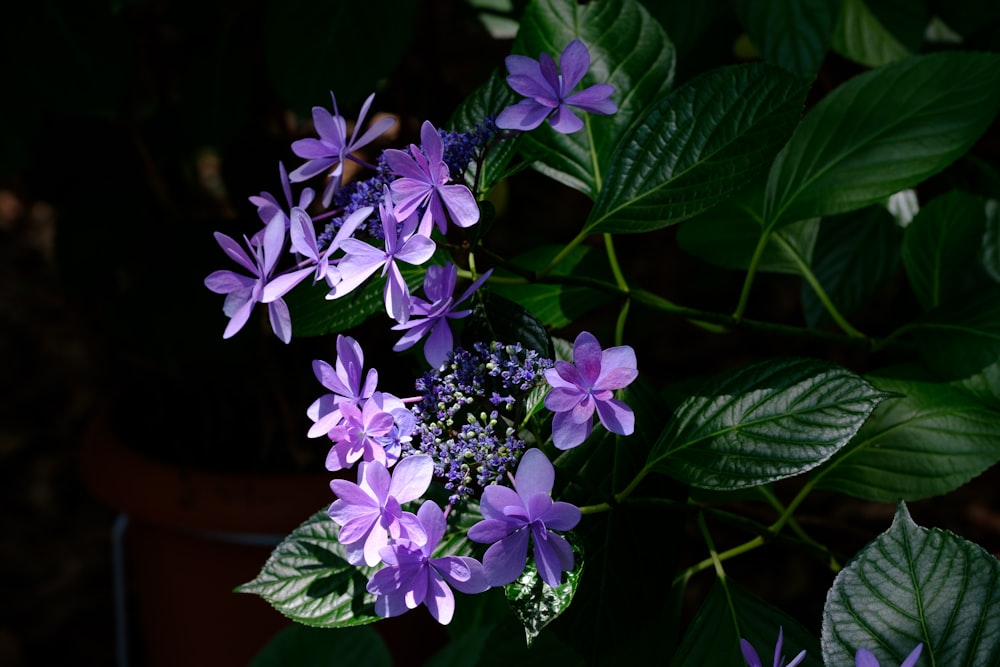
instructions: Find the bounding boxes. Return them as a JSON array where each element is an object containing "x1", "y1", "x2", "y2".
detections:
[{"x1": 79, "y1": 409, "x2": 333, "y2": 667}]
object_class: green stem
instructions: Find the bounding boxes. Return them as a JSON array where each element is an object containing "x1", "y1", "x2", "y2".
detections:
[
  {"x1": 758, "y1": 486, "x2": 840, "y2": 572},
  {"x1": 770, "y1": 232, "x2": 865, "y2": 339},
  {"x1": 539, "y1": 230, "x2": 589, "y2": 277},
  {"x1": 604, "y1": 234, "x2": 629, "y2": 292},
  {"x1": 697, "y1": 512, "x2": 728, "y2": 581},
  {"x1": 733, "y1": 228, "x2": 772, "y2": 322}
]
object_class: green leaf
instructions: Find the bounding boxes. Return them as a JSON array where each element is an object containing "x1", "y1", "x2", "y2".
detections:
[
  {"x1": 832, "y1": 0, "x2": 912, "y2": 67},
  {"x1": 648, "y1": 358, "x2": 890, "y2": 490},
  {"x1": 265, "y1": 0, "x2": 417, "y2": 114},
  {"x1": 513, "y1": 0, "x2": 676, "y2": 198},
  {"x1": 801, "y1": 205, "x2": 901, "y2": 328},
  {"x1": 822, "y1": 503, "x2": 1000, "y2": 666},
  {"x1": 763, "y1": 52, "x2": 1000, "y2": 229},
  {"x1": 909, "y1": 285, "x2": 1000, "y2": 381},
  {"x1": 236, "y1": 509, "x2": 381, "y2": 627},
  {"x1": 505, "y1": 534, "x2": 582, "y2": 645},
  {"x1": 586, "y1": 63, "x2": 809, "y2": 234},
  {"x1": 815, "y1": 373, "x2": 1000, "y2": 501},
  {"x1": 284, "y1": 261, "x2": 429, "y2": 338},
  {"x1": 448, "y1": 69, "x2": 523, "y2": 195},
  {"x1": 463, "y1": 292, "x2": 554, "y2": 359},
  {"x1": 732, "y1": 0, "x2": 842, "y2": 76},
  {"x1": 489, "y1": 245, "x2": 615, "y2": 328},
  {"x1": 670, "y1": 580, "x2": 822, "y2": 667},
  {"x1": 902, "y1": 190, "x2": 987, "y2": 310},
  {"x1": 981, "y1": 199, "x2": 1000, "y2": 283},
  {"x1": 249, "y1": 624, "x2": 391, "y2": 667}
]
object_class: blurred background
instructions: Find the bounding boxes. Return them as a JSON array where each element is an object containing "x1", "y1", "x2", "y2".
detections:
[{"x1": 3, "y1": 1, "x2": 1000, "y2": 665}]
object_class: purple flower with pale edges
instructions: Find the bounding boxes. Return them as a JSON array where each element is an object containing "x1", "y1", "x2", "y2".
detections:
[
  {"x1": 856, "y1": 644, "x2": 923, "y2": 667},
  {"x1": 248, "y1": 162, "x2": 315, "y2": 244},
  {"x1": 497, "y1": 39, "x2": 617, "y2": 135},
  {"x1": 328, "y1": 188, "x2": 437, "y2": 323},
  {"x1": 328, "y1": 455, "x2": 433, "y2": 567},
  {"x1": 278, "y1": 204, "x2": 373, "y2": 290},
  {"x1": 740, "y1": 627, "x2": 807, "y2": 667},
  {"x1": 392, "y1": 263, "x2": 493, "y2": 368},
  {"x1": 543, "y1": 331, "x2": 637, "y2": 450},
  {"x1": 307, "y1": 335, "x2": 379, "y2": 439},
  {"x1": 289, "y1": 92, "x2": 396, "y2": 207},
  {"x1": 384, "y1": 120, "x2": 480, "y2": 237},
  {"x1": 467, "y1": 448, "x2": 581, "y2": 587},
  {"x1": 204, "y1": 212, "x2": 299, "y2": 343},
  {"x1": 367, "y1": 500, "x2": 489, "y2": 625},
  {"x1": 325, "y1": 391, "x2": 400, "y2": 472}
]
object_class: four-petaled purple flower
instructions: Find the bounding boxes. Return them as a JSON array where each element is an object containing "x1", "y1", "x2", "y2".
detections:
[
  {"x1": 467, "y1": 448, "x2": 581, "y2": 587},
  {"x1": 384, "y1": 120, "x2": 480, "y2": 237},
  {"x1": 367, "y1": 500, "x2": 489, "y2": 625},
  {"x1": 496, "y1": 39, "x2": 617, "y2": 135},
  {"x1": 392, "y1": 263, "x2": 492, "y2": 368},
  {"x1": 289, "y1": 92, "x2": 396, "y2": 206},
  {"x1": 329, "y1": 189, "x2": 436, "y2": 323},
  {"x1": 307, "y1": 335, "x2": 379, "y2": 439},
  {"x1": 328, "y1": 455, "x2": 433, "y2": 566},
  {"x1": 325, "y1": 391, "x2": 401, "y2": 471},
  {"x1": 740, "y1": 627, "x2": 807, "y2": 667},
  {"x1": 543, "y1": 331, "x2": 637, "y2": 450},
  {"x1": 856, "y1": 644, "x2": 923, "y2": 667}
]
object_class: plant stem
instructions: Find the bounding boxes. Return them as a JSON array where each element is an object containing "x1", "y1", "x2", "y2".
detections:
[
  {"x1": 733, "y1": 228, "x2": 772, "y2": 322},
  {"x1": 539, "y1": 230, "x2": 590, "y2": 276}
]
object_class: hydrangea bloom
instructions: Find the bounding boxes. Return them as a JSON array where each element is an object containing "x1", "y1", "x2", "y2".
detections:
[
  {"x1": 384, "y1": 120, "x2": 480, "y2": 237},
  {"x1": 856, "y1": 644, "x2": 923, "y2": 667},
  {"x1": 467, "y1": 448, "x2": 580, "y2": 587},
  {"x1": 248, "y1": 161, "x2": 315, "y2": 244},
  {"x1": 496, "y1": 39, "x2": 617, "y2": 135},
  {"x1": 307, "y1": 335, "x2": 379, "y2": 438},
  {"x1": 543, "y1": 331, "x2": 637, "y2": 449},
  {"x1": 279, "y1": 204, "x2": 373, "y2": 290},
  {"x1": 324, "y1": 392, "x2": 403, "y2": 471},
  {"x1": 328, "y1": 455, "x2": 433, "y2": 566},
  {"x1": 289, "y1": 92, "x2": 396, "y2": 206},
  {"x1": 740, "y1": 627, "x2": 806, "y2": 667},
  {"x1": 204, "y1": 212, "x2": 300, "y2": 343},
  {"x1": 329, "y1": 190, "x2": 436, "y2": 323},
  {"x1": 367, "y1": 500, "x2": 489, "y2": 625},
  {"x1": 391, "y1": 263, "x2": 492, "y2": 368}
]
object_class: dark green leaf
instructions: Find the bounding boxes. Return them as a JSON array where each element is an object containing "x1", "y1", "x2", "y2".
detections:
[
  {"x1": 587, "y1": 63, "x2": 809, "y2": 234},
  {"x1": 514, "y1": 0, "x2": 676, "y2": 198},
  {"x1": 670, "y1": 580, "x2": 822, "y2": 667},
  {"x1": 463, "y1": 292, "x2": 554, "y2": 359},
  {"x1": 249, "y1": 624, "x2": 390, "y2": 667},
  {"x1": 981, "y1": 199, "x2": 1000, "y2": 283},
  {"x1": 265, "y1": 0, "x2": 417, "y2": 114},
  {"x1": 815, "y1": 373, "x2": 1000, "y2": 501},
  {"x1": 909, "y1": 285, "x2": 1000, "y2": 381},
  {"x1": 648, "y1": 358, "x2": 890, "y2": 490},
  {"x1": 822, "y1": 503, "x2": 1000, "y2": 666},
  {"x1": 732, "y1": 0, "x2": 842, "y2": 76},
  {"x1": 902, "y1": 190, "x2": 987, "y2": 310},
  {"x1": 763, "y1": 52, "x2": 1000, "y2": 229},
  {"x1": 489, "y1": 245, "x2": 616, "y2": 328},
  {"x1": 505, "y1": 534, "x2": 582, "y2": 645},
  {"x1": 639, "y1": 0, "x2": 727, "y2": 59},
  {"x1": 832, "y1": 0, "x2": 913, "y2": 67},
  {"x1": 801, "y1": 205, "x2": 901, "y2": 328},
  {"x1": 236, "y1": 509, "x2": 381, "y2": 627},
  {"x1": 678, "y1": 211, "x2": 819, "y2": 275}
]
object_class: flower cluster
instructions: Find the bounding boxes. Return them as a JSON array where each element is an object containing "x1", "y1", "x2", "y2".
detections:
[
  {"x1": 205, "y1": 38, "x2": 634, "y2": 626},
  {"x1": 742, "y1": 629, "x2": 924, "y2": 667}
]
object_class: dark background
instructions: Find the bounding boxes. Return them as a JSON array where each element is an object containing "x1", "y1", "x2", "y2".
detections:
[{"x1": 3, "y1": 1, "x2": 1000, "y2": 666}]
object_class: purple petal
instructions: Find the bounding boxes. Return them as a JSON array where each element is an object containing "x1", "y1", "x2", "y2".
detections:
[
  {"x1": 352, "y1": 115, "x2": 396, "y2": 152},
  {"x1": 478, "y1": 485, "x2": 524, "y2": 521},
  {"x1": 419, "y1": 121, "x2": 444, "y2": 167},
  {"x1": 423, "y1": 320, "x2": 453, "y2": 369},
  {"x1": 548, "y1": 105, "x2": 585, "y2": 134},
  {"x1": 360, "y1": 461, "x2": 392, "y2": 503},
  {"x1": 213, "y1": 232, "x2": 257, "y2": 274},
  {"x1": 395, "y1": 233, "x2": 437, "y2": 266},
  {"x1": 434, "y1": 556, "x2": 488, "y2": 595},
  {"x1": 385, "y1": 149, "x2": 429, "y2": 182},
  {"x1": 506, "y1": 74, "x2": 558, "y2": 104},
  {"x1": 468, "y1": 518, "x2": 517, "y2": 544},
  {"x1": 422, "y1": 572, "x2": 455, "y2": 624},
  {"x1": 740, "y1": 639, "x2": 763, "y2": 667},
  {"x1": 329, "y1": 479, "x2": 376, "y2": 510},
  {"x1": 854, "y1": 648, "x2": 879, "y2": 667},
  {"x1": 267, "y1": 299, "x2": 292, "y2": 343},
  {"x1": 387, "y1": 455, "x2": 433, "y2": 503},
  {"x1": 204, "y1": 270, "x2": 254, "y2": 294},
  {"x1": 595, "y1": 397, "x2": 635, "y2": 436},
  {"x1": 595, "y1": 345, "x2": 638, "y2": 389},
  {"x1": 313, "y1": 359, "x2": 350, "y2": 396},
  {"x1": 532, "y1": 528, "x2": 574, "y2": 587},
  {"x1": 537, "y1": 52, "x2": 561, "y2": 97},
  {"x1": 565, "y1": 84, "x2": 618, "y2": 114},
  {"x1": 545, "y1": 386, "x2": 584, "y2": 413},
  {"x1": 222, "y1": 297, "x2": 255, "y2": 340},
  {"x1": 482, "y1": 529, "x2": 530, "y2": 586},
  {"x1": 495, "y1": 100, "x2": 552, "y2": 132},
  {"x1": 262, "y1": 266, "x2": 314, "y2": 303},
  {"x1": 384, "y1": 261, "x2": 411, "y2": 324},
  {"x1": 546, "y1": 361, "x2": 586, "y2": 390},
  {"x1": 901, "y1": 644, "x2": 924, "y2": 667},
  {"x1": 504, "y1": 54, "x2": 541, "y2": 80},
  {"x1": 540, "y1": 501, "x2": 581, "y2": 531},
  {"x1": 551, "y1": 410, "x2": 593, "y2": 450},
  {"x1": 439, "y1": 184, "x2": 480, "y2": 227},
  {"x1": 416, "y1": 500, "x2": 447, "y2": 552},
  {"x1": 374, "y1": 591, "x2": 410, "y2": 619},
  {"x1": 572, "y1": 332, "x2": 603, "y2": 385},
  {"x1": 559, "y1": 39, "x2": 590, "y2": 93},
  {"x1": 514, "y1": 449, "x2": 554, "y2": 500},
  {"x1": 361, "y1": 522, "x2": 390, "y2": 566}
]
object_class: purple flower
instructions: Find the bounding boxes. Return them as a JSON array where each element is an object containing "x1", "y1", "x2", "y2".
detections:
[
  {"x1": 307, "y1": 335, "x2": 379, "y2": 439},
  {"x1": 543, "y1": 331, "x2": 637, "y2": 450},
  {"x1": 391, "y1": 263, "x2": 492, "y2": 367},
  {"x1": 328, "y1": 455, "x2": 433, "y2": 566},
  {"x1": 204, "y1": 212, "x2": 298, "y2": 343},
  {"x1": 248, "y1": 162, "x2": 315, "y2": 243},
  {"x1": 325, "y1": 392, "x2": 400, "y2": 472},
  {"x1": 496, "y1": 39, "x2": 617, "y2": 135},
  {"x1": 467, "y1": 448, "x2": 580, "y2": 587},
  {"x1": 384, "y1": 120, "x2": 480, "y2": 237},
  {"x1": 856, "y1": 644, "x2": 923, "y2": 667},
  {"x1": 740, "y1": 627, "x2": 806, "y2": 667},
  {"x1": 279, "y1": 205, "x2": 373, "y2": 290},
  {"x1": 289, "y1": 92, "x2": 396, "y2": 206},
  {"x1": 367, "y1": 500, "x2": 489, "y2": 625},
  {"x1": 329, "y1": 190, "x2": 437, "y2": 323}
]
